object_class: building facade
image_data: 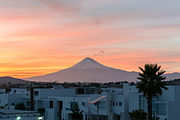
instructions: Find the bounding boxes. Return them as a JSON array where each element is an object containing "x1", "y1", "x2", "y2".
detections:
[{"x1": 129, "y1": 85, "x2": 180, "y2": 120}]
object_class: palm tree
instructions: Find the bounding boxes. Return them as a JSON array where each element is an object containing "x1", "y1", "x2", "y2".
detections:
[{"x1": 137, "y1": 64, "x2": 167, "y2": 120}]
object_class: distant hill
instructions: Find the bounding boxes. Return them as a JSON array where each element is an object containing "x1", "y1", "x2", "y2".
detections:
[
  {"x1": 164, "y1": 72, "x2": 180, "y2": 81},
  {"x1": 0, "y1": 76, "x2": 29, "y2": 85},
  {"x1": 26, "y1": 57, "x2": 180, "y2": 83},
  {"x1": 166, "y1": 78, "x2": 180, "y2": 85}
]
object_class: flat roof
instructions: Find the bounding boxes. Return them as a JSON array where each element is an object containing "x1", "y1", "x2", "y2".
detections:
[{"x1": 0, "y1": 109, "x2": 37, "y2": 114}]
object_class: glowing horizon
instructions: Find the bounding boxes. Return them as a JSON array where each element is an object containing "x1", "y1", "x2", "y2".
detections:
[{"x1": 0, "y1": 0, "x2": 180, "y2": 78}]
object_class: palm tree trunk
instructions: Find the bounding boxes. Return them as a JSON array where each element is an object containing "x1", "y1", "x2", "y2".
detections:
[{"x1": 147, "y1": 96, "x2": 152, "y2": 120}]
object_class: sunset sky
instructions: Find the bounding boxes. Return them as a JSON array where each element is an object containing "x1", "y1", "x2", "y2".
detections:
[{"x1": 0, "y1": 0, "x2": 180, "y2": 78}]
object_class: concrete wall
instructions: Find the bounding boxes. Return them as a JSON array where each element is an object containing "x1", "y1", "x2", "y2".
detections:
[
  {"x1": 0, "y1": 94, "x2": 9, "y2": 106},
  {"x1": 0, "y1": 94, "x2": 27, "y2": 107},
  {"x1": 128, "y1": 92, "x2": 139, "y2": 112},
  {"x1": 113, "y1": 94, "x2": 124, "y2": 114},
  {"x1": 34, "y1": 89, "x2": 76, "y2": 99},
  {"x1": 168, "y1": 86, "x2": 180, "y2": 120}
]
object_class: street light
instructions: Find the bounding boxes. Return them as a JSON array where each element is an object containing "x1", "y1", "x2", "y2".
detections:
[
  {"x1": 38, "y1": 117, "x2": 43, "y2": 120},
  {"x1": 17, "y1": 116, "x2": 21, "y2": 120}
]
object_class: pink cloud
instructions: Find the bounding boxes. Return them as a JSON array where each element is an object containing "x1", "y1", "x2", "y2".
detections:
[
  {"x1": 38, "y1": 0, "x2": 82, "y2": 13},
  {"x1": 0, "y1": 0, "x2": 180, "y2": 78}
]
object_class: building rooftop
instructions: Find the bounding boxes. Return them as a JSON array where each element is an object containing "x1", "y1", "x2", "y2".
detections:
[{"x1": 0, "y1": 109, "x2": 38, "y2": 114}]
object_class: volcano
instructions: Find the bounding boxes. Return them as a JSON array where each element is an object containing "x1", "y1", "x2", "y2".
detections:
[
  {"x1": 26, "y1": 57, "x2": 138, "y2": 82},
  {"x1": 26, "y1": 57, "x2": 180, "y2": 83}
]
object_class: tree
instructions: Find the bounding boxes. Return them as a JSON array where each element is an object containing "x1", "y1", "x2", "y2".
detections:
[
  {"x1": 69, "y1": 102, "x2": 83, "y2": 120},
  {"x1": 129, "y1": 110, "x2": 147, "y2": 120},
  {"x1": 137, "y1": 64, "x2": 167, "y2": 120},
  {"x1": 15, "y1": 102, "x2": 26, "y2": 110},
  {"x1": 38, "y1": 108, "x2": 45, "y2": 116},
  {"x1": 0, "y1": 106, "x2": 4, "y2": 109}
]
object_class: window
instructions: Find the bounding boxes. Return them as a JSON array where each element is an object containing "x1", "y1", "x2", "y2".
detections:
[
  {"x1": 116, "y1": 102, "x2": 118, "y2": 106},
  {"x1": 26, "y1": 101, "x2": 30, "y2": 106},
  {"x1": 59, "y1": 101, "x2": 63, "y2": 110},
  {"x1": 82, "y1": 102, "x2": 85, "y2": 106},
  {"x1": 158, "y1": 103, "x2": 166, "y2": 115},
  {"x1": 49, "y1": 101, "x2": 53, "y2": 108},
  {"x1": 34, "y1": 91, "x2": 39, "y2": 96},
  {"x1": 153, "y1": 103, "x2": 166, "y2": 115},
  {"x1": 139, "y1": 95, "x2": 147, "y2": 111},
  {"x1": 99, "y1": 101, "x2": 105, "y2": 108},
  {"x1": 119, "y1": 102, "x2": 122, "y2": 106},
  {"x1": 113, "y1": 102, "x2": 115, "y2": 106}
]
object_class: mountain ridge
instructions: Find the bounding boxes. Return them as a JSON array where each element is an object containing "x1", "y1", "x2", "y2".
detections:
[
  {"x1": 0, "y1": 76, "x2": 29, "y2": 85},
  {"x1": 26, "y1": 57, "x2": 180, "y2": 83}
]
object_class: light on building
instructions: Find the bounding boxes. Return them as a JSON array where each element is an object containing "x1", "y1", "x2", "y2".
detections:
[
  {"x1": 17, "y1": 116, "x2": 21, "y2": 120},
  {"x1": 38, "y1": 116, "x2": 43, "y2": 120}
]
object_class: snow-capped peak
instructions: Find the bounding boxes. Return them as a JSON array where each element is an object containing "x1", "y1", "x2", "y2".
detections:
[{"x1": 71, "y1": 57, "x2": 106, "y2": 69}]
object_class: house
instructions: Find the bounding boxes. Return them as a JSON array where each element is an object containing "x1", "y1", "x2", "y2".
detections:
[{"x1": 33, "y1": 87, "x2": 126, "y2": 120}]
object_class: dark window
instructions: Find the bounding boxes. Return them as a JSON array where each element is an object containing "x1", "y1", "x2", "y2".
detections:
[
  {"x1": 116, "y1": 115, "x2": 121, "y2": 120},
  {"x1": 76, "y1": 88, "x2": 84, "y2": 94},
  {"x1": 59, "y1": 101, "x2": 63, "y2": 110},
  {"x1": 119, "y1": 102, "x2": 122, "y2": 106},
  {"x1": 82, "y1": 102, "x2": 85, "y2": 106},
  {"x1": 113, "y1": 102, "x2": 115, "y2": 106},
  {"x1": 34, "y1": 91, "x2": 39, "y2": 96},
  {"x1": 26, "y1": 101, "x2": 30, "y2": 106},
  {"x1": 49, "y1": 101, "x2": 53, "y2": 108},
  {"x1": 116, "y1": 102, "x2": 118, "y2": 106}
]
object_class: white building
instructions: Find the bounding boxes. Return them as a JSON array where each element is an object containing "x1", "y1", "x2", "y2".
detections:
[
  {"x1": 0, "y1": 89, "x2": 29, "y2": 109},
  {"x1": 33, "y1": 87, "x2": 126, "y2": 120},
  {"x1": 0, "y1": 84, "x2": 180, "y2": 120},
  {"x1": 0, "y1": 109, "x2": 43, "y2": 120},
  {"x1": 128, "y1": 85, "x2": 180, "y2": 120}
]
